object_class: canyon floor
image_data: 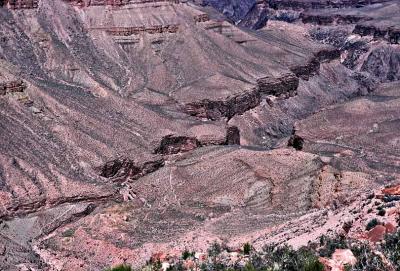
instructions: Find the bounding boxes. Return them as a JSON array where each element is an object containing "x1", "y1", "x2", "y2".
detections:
[{"x1": 0, "y1": 0, "x2": 399, "y2": 270}]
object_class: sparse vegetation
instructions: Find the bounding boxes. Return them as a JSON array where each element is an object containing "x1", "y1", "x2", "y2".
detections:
[
  {"x1": 61, "y1": 228, "x2": 75, "y2": 238},
  {"x1": 318, "y1": 235, "x2": 348, "y2": 257},
  {"x1": 182, "y1": 249, "x2": 194, "y2": 260},
  {"x1": 243, "y1": 243, "x2": 252, "y2": 255},
  {"x1": 208, "y1": 241, "x2": 222, "y2": 258},
  {"x1": 131, "y1": 231, "x2": 400, "y2": 271},
  {"x1": 106, "y1": 264, "x2": 132, "y2": 271},
  {"x1": 366, "y1": 218, "x2": 380, "y2": 231},
  {"x1": 377, "y1": 209, "x2": 386, "y2": 216},
  {"x1": 382, "y1": 231, "x2": 400, "y2": 271},
  {"x1": 350, "y1": 243, "x2": 385, "y2": 271}
]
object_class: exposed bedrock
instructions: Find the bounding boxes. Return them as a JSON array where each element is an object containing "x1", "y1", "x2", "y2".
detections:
[
  {"x1": 354, "y1": 24, "x2": 400, "y2": 44},
  {"x1": 200, "y1": 0, "x2": 256, "y2": 23},
  {"x1": 183, "y1": 73, "x2": 302, "y2": 120},
  {"x1": 257, "y1": 73, "x2": 299, "y2": 96},
  {"x1": 310, "y1": 28, "x2": 370, "y2": 70},
  {"x1": 2, "y1": 0, "x2": 39, "y2": 9},
  {"x1": 99, "y1": 157, "x2": 165, "y2": 181},
  {"x1": 31, "y1": 146, "x2": 381, "y2": 270},
  {"x1": 238, "y1": 1, "x2": 269, "y2": 30},
  {"x1": 183, "y1": 44, "x2": 342, "y2": 125},
  {"x1": 229, "y1": 61, "x2": 373, "y2": 148},
  {"x1": 290, "y1": 58, "x2": 320, "y2": 80},
  {"x1": 153, "y1": 126, "x2": 241, "y2": 155},
  {"x1": 301, "y1": 13, "x2": 368, "y2": 25},
  {"x1": 315, "y1": 47, "x2": 341, "y2": 62},
  {"x1": 293, "y1": 81, "x2": 400, "y2": 178},
  {"x1": 269, "y1": 0, "x2": 392, "y2": 10},
  {"x1": 184, "y1": 88, "x2": 261, "y2": 120},
  {"x1": 288, "y1": 134, "x2": 304, "y2": 151},
  {"x1": 225, "y1": 126, "x2": 240, "y2": 145},
  {"x1": 361, "y1": 46, "x2": 400, "y2": 82},
  {"x1": 0, "y1": 201, "x2": 99, "y2": 270},
  {"x1": 64, "y1": 0, "x2": 180, "y2": 7},
  {"x1": 309, "y1": 21, "x2": 400, "y2": 83},
  {"x1": 154, "y1": 135, "x2": 201, "y2": 155},
  {"x1": 0, "y1": 79, "x2": 26, "y2": 95},
  {"x1": 105, "y1": 25, "x2": 180, "y2": 36}
]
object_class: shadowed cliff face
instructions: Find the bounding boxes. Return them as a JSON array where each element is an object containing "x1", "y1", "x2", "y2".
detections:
[
  {"x1": 200, "y1": 0, "x2": 256, "y2": 22},
  {"x1": 0, "y1": 0, "x2": 399, "y2": 270}
]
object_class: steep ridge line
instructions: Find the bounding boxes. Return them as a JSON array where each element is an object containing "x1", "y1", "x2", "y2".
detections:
[
  {"x1": 183, "y1": 48, "x2": 341, "y2": 121},
  {"x1": 0, "y1": 192, "x2": 118, "y2": 221}
]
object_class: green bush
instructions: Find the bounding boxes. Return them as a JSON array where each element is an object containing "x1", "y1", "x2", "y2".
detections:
[
  {"x1": 382, "y1": 231, "x2": 400, "y2": 271},
  {"x1": 61, "y1": 228, "x2": 75, "y2": 238},
  {"x1": 106, "y1": 264, "x2": 132, "y2": 271},
  {"x1": 350, "y1": 243, "x2": 385, "y2": 271},
  {"x1": 208, "y1": 242, "x2": 222, "y2": 258},
  {"x1": 141, "y1": 232, "x2": 400, "y2": 271},
  {"x1": 366, "y1": 218, "x2": 379, "y2": 231},
  {"x1": 182, "y1": 249, "x2": 194, "y2": 260},
  {"x1": 303, "y1": 258, "x2": 324, "y2": 271},
  {"x1": 318, "y1": 236, "x2": 348, "y2": 257},
  {"x1": 243, "y1": 243, "x2": 252, "y2": 255},
  {"x1": 377, "y1": 209, "x2": 386, "y2": 216}
]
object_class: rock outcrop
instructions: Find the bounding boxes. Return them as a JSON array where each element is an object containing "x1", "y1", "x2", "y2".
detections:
[
  {"x1": 2, "y1": 0, "x2": 39, "y2": 9},
  {"x1": 0, "y1": 80, "x2": 26, "y2": 95},
  {"x1": 154, "y1": 135, "x2": 201, "y2": 155},
  {"x1": 361, "y1": 46, "x2": 400, "y2": 82},
  {"x1": 65, "y1": 0, "x2": 179, "y2": 7},
  {"x1": 105, "y1": 25, "x2": 179, "y2": 36},
  {"x1": 99, "y1": 157, "x2": 165, "y2": 181},
  {"x1": 184, "y1": 88, "x2": 261, "y2": 120},
  {"x1": 354, "y1": 24, "x2": 400, "y2": 44},
  {"x1": 301, "y1": 13, "x2": 367, "y2": 25},
  {"x1": 269, "y1": 0, "x2": 392, "y2": 10}
]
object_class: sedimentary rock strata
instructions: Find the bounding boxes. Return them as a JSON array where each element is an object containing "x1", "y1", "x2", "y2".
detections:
[
  {"x1": 354, "y1": 24, "x2": 400, "y2": 44},
  {"x1": 64, "y1": 0, "x2": 180, "y2": 7},
  {"x1": 2, "y1": 0, "x2": 39, "y2": 9},
  {"x1": 269, "y1": 0, "x2": 392, "y2": 10},
  {"x1": 0, "y1": 80, "x2": 26, "y2": 95}
]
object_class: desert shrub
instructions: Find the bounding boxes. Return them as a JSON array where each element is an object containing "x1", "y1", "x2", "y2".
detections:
[
  {"x1": 61, "y1": 228, "x2": 75, "y2": 238},
  {"x1": 182, "y1": 249, "x2": 194, "y2": 260},
  {"x1": 243, "y1": 243, "x2": 252, "y2": 255},
  {"x1": 243, "y1": 262, "x2": 257, "y2": 271},
  {"x1": 259, "y1": 245, "x2": 323, "y2": 271},
  {"x1": 208, "y1": 242, "x2": 222, "y2": 258},
  {"x1": 382, "y1": 231, "x2": 400, "y2": 270},
  {"x1": 377, "y1": 209, "x2": 386, "y2": 216},
  {"x1": 106, "y1": 264, "x2": 132, "y2": 271},
  {"x1": 366, "y1": 218, "x2": 379, "y2": 231},
  {"x1": 350, "y1": 243, "x2": 385, "y2": 271},
  {"x1": 367, "y1": 194, "x2": 375, "y2": 200},
  {"x1": 318, "y1": 236, "x2": 348, "y2": 257}
]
